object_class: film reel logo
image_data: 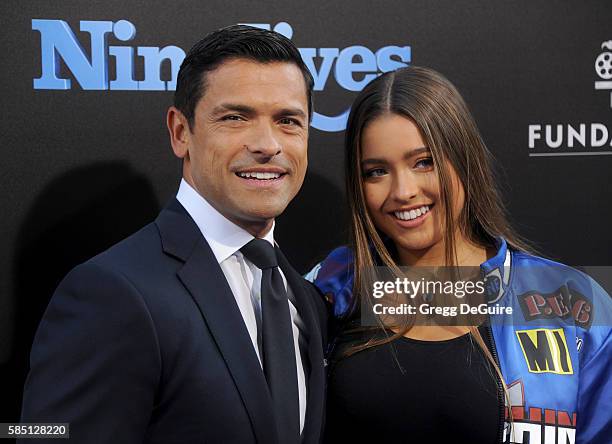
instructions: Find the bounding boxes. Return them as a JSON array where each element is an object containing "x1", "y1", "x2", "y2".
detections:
[{"x1": 595, "y1": 40, "x2": 612, "y2": 108}]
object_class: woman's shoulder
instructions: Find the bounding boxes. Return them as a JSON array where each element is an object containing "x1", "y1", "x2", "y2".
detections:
[
  {"x1": 510, "y1": 248, "x2": 606, "y2": 295},
  {"x1": 305, "y1": 246, "x2": 355, "y2": 318},
  {"x1": 507, "y1": 246, "x2": 612, "y2": 331},
  {"x1": 490, "y1": 237, "x2": 602, "y2": 292}
]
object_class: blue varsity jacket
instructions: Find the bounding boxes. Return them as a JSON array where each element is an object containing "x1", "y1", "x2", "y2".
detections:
[{"x1": 307, "y1": 238, "x2": 612, "y2": 444}]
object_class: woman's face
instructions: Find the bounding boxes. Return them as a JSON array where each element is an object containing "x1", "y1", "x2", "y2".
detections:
[{"x1": 360, "y1": 113, "x2": 465, "y2": 259}]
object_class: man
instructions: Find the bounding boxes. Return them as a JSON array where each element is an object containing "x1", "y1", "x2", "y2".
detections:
[{"x1": 21, "y1": 25, "x2": 327, "y2": 444}]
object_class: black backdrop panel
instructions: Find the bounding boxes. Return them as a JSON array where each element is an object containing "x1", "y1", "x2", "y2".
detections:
[{"x1": 1, "y1": 0, "x2": 611, "y2": 421}]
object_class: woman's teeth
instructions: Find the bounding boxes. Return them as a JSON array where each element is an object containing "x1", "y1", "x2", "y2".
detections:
[
  {"x1": 237, "y1": 172, "x2": 282, "y2": 180},
  {"x1": 394, "y1": 205, "x2": 430, "y2": 221}
]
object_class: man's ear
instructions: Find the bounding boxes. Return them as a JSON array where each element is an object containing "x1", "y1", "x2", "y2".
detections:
[{"x1": 167, "y1": 106, "x2": 191, "y2": 159}]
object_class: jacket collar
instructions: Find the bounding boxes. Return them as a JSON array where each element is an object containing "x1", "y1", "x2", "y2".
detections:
[
  {"x1": 480, "y1": 237, "x2": 512, "y2": 303},
  {"x1": 155, "y1": 199, "x2": 324, "y2": 443},
  {"x1": 175, "y1": 179, "x2": 275, "y2": 264},
  {"x1": 154, "y1": 198, "x2": 200, "y2": 262},
  {"x1": 155, "y1": 199, "x2": 278, "y2": 443}
]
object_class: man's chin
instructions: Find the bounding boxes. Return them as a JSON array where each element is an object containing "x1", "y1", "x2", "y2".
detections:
[
  {"x1": 239, "y1": 194, "x2": 292, "y2": 216},
  {"x1": 227, "y1": 203, "x2": 289, "y2": 231},
  {"x1": 242, "y1": 206, "x2": 287, "y2": 222}
]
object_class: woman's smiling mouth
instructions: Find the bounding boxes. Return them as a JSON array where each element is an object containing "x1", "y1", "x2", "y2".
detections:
[{"x1": 390, "y1": 204, "x2": 434, "y2": 227}]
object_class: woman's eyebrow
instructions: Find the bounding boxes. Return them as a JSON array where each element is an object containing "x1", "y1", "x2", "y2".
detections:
[
  {"x1": 361, "y1": 147, "x2": 430, "y2": 166},
  {"x1": 403, "y1": 147, "x2": 430, "y2": 159},
  {"x1": 361, "y1": 157, "x2": 387, "y2": 166}
]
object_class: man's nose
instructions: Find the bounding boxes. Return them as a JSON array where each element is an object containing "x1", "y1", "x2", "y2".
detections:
[{"x1": 246, "y1": 122, "x2": 282, "y2": 157}]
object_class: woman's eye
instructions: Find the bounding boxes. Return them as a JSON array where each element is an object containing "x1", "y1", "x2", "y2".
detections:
[
  {"x1": 415, "y1": 157, "x2": 434, "y2": 169},
  {"x1": 364, "y1": 168, "x2": 387, "y2": 178}
]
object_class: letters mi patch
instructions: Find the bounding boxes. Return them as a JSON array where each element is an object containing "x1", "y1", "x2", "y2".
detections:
[{"x1": 516, "y1": 328, "x2": 573, "y2": 375}]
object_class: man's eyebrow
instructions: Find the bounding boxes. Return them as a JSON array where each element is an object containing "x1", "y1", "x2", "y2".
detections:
[
  {"x1": 210, "y1": 104, "x2": 307, "y2": 120},
  {"x1": 210, "y1": 103, "x2": 256, "y2": 116},
  {"x1": 361, "y1": 147, "x2": 430, "y2": 166},
  {"x1": 275, "y1": 107, "x2": 307, "y2": 119}
]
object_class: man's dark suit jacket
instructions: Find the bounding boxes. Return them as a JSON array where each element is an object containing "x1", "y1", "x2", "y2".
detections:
[{"x1": 20, "y1": 199, "x2": 328, "y2": 443}]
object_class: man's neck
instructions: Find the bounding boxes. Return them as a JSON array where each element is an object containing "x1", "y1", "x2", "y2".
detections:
[
  {"x1": 178, "y1": 177, "x2": 275, "y2": 240},
  {"x1": 227, "y1": 216, "x2": 274, "y2": 239}
]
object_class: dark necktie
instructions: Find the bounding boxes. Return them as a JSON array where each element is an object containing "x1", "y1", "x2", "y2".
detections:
[{"x1": 240, "y1": 238, "x2": 300, "y2": 443}]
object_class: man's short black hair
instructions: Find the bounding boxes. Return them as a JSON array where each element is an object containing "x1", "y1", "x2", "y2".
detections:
[{"x1": 174, "y1": 24, "x2": 314, "y2": 129}]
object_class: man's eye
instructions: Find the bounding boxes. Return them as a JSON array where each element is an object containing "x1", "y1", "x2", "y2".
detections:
[
  {"x1": 363, "y1": 168, "x2": 387, "y2": 178},
  {"x1": 222, "y1": 115, "x2": 245, "y2": 121},
  {"x1": 279, "y1": 117, "x2": 301, "y2": 126},
  {"x1": 415, "y1": 157, "x2": 434, "y2": 169}
]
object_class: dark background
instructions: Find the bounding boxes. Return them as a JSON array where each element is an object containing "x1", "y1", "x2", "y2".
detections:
[{"x1": 1, "y1": 0, "x2": 611, "y2": 422}]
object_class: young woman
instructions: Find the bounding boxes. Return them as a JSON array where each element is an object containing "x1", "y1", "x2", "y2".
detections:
[{"x1": 308, "y1": 66, "x2": 611, "y2": 443}]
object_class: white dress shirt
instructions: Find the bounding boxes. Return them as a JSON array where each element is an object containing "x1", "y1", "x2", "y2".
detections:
[{"x1": 176, "y1": 179, "x2": 307, "y2": 434}]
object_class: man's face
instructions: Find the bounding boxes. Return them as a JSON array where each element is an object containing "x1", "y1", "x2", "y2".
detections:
[{"x1": 174, "y1": 59, "x2": 309, "y2": 235}]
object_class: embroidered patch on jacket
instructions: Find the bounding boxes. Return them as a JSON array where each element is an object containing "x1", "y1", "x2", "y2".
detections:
[
  {"x1": 518, "y1": 286, "x2": 593, "y2": 330},
  {"x1": 515, "y1": 328, "x2": 573, "y2": 375}
]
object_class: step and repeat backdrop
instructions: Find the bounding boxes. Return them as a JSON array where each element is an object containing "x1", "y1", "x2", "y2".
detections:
[{"x1": 1, "y1": 0, "x2": 610, "y2": 421}]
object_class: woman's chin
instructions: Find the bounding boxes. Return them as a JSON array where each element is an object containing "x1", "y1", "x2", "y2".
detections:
[{"x1": 392, "y1": 235, "x2": 439, "y2": 255}]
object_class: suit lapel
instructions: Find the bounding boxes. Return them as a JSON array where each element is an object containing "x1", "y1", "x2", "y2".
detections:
[
  {"x1": 276, "y1": 248, "x2": 326, "y2": 444},
  {"x1": 156, "y1": 200, "x2": 277, "y2": 444}
]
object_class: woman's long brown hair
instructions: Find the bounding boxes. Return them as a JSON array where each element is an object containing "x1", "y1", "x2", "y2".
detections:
[{"x1": 343, "y1": 66, "x2": 533, "y2": 427}]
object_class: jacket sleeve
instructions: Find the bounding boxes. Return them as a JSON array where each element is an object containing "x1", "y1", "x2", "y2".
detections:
[
  {"x1": 306, "y1": 246, "x2": 355, "y2": 319},
  {"x1": 20, "y1": 262, "x2": 161, "y2": 444},
  {"x1": 575, "y1": 278, "x2": 612, "y2": 444}
]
